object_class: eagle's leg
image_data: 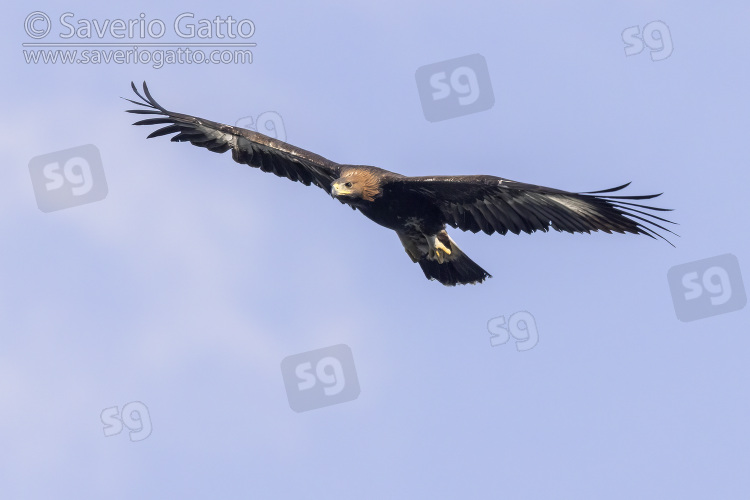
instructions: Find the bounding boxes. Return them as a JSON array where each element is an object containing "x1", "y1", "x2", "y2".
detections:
[
  {"x1": 426, "y1": 233, "x2": 452, "y2": 264},
  {"x1": 396, "y1": 232, "x2": 422, "y2": 263}
]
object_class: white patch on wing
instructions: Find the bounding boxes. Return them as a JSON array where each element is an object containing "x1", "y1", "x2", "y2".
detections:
[
  {"x1": 197, "y1": 125, "x2": 237, "y2": 148},
  {"x1": 549, "y1": 194, "x2": 592, "y2": 216}
]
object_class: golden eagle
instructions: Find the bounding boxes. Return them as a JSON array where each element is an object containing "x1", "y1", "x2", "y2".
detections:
[{"x1": 125, "y1": 82, "x2": 676, "y2": 286}]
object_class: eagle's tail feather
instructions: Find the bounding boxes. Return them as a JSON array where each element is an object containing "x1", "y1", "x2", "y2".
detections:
[{"x1": 418, "y1": 233, "x2": 491, "y2": 286}]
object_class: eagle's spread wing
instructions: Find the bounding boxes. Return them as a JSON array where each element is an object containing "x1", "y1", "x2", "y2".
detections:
[
  {"x1": 125, "y1": 82, "x2": 341, "y2": 192},
  {"x1": 389, "y1": 175, "x2": 677, "y2": 244}
]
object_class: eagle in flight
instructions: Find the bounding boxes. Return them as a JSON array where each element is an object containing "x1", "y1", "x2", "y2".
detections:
[{"x1": 125, "y1": 82, "x2": 676, "y2": 286}]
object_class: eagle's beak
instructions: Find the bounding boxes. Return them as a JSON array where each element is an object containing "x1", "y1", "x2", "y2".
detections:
[{"x1": 331, "y1": 181, "x2": 352, "y2": 198}]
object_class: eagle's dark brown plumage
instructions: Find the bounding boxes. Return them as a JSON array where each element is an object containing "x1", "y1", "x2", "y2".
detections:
[{"x1": 125, "y1": 82, "x2": 676, "y2": 286}]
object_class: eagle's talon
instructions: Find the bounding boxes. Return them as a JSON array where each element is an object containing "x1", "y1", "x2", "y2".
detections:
[{"x1": 427, "y1": 236, "x2": 452, "y2": 264}]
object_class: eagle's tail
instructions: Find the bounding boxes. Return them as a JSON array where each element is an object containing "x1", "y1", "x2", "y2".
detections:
[{"x1": 398, "y1": 230, "x2": 492, "y2": 286}]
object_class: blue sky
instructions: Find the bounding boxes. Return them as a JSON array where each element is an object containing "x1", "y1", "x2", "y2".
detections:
[{"x1": 2, "y1": 1, "x2": 749, "y2": 498}]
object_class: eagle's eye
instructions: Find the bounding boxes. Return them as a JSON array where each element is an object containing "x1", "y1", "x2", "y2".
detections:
[{"x1": 345, "y1": 182, "x2": 353, "y2": 188}]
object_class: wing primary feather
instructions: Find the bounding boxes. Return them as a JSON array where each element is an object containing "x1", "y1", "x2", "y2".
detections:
[
  {"x1": 612, "y1": 205, "x2": 677, "y2": 225},
  {"x1": 146, "y1": 125, "x2": 182, "y2": 139},
  {"x1": 122, "y1": 97, "x2": 154, "y2": 108},
  {"x1": 133, "y1": 118, "x2": 174, "y2": 126},
  {"x1": 592, "y1": 192, "x2": 662, "y2": 200},
  {"x1": 581, "y1": 182, "x2": 631, "y2": 194},
  {"x1": 139, "y1": 81, "x2": 169, "y2": 112},
  {"x1": 600, "y1": 199, "x2": 674, "y2": 212},
  {"x1": 615, "y1": 208, "x2": 678, "y2": 236},
  {"x1": 127, "y1": 109, "x2": 163, "y2": 115}
]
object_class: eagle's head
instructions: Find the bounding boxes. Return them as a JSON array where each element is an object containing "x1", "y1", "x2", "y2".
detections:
[{"x1": 331, "y1": 169, "x2": 381, "y2": 203}]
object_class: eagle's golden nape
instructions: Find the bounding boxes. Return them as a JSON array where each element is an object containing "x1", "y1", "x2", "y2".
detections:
[
  {"x1": 126, "y1": 81, "x2": 676, "y2": 288},
  {"x1": 331, "y1": 170, "x2": 382, "y2": 202}
]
